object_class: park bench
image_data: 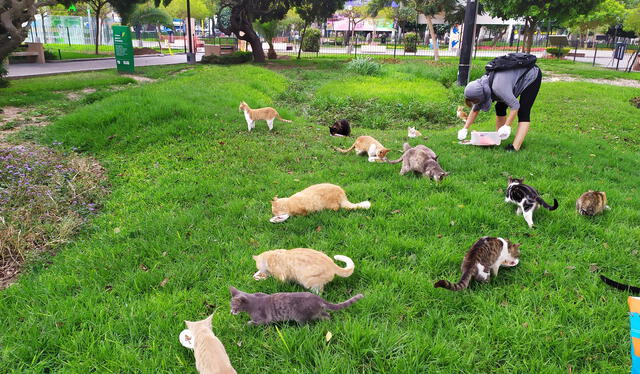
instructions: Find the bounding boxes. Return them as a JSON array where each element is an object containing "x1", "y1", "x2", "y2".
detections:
[
  {"x1": 9, "y1": 43, "x2": 45, "y2": 64},
  {"x1": 359, "y1": 45, "x2": 387, "y2": 54},
  {"x1": 204, "y1": 44, "x2": 237, "y2": 56}
]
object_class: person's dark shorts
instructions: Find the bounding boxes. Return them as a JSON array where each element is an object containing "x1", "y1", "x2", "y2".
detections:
[{"x1": 495, "y1": 69, "x2": 542, "y2": 122}]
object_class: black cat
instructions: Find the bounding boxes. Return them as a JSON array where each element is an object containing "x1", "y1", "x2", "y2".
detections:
[{"x1": 329, "y1": 119, "x2": 351, "y2": 137}]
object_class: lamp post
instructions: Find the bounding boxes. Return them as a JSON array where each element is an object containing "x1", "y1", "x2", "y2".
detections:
[
  {"x1": 457, "y1": 0, "x2": 478, "y2": 86},
  {"x1": 186, "y1": 0, "x2": 195, "y2": 64},
  {"x1": 392, "y1": 1, "x2": 398, "y2": 58}
]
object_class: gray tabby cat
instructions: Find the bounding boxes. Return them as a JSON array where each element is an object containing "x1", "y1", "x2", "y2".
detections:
[
  {"x1": 387, "y1": 143, "x2": 448, "y2": 181},
  {"x1": 434, "y1": 236, "x2": 521, "y2": 291},
  {"x1": 229, "y1": 286, "x2": 363, "y2": 325}
]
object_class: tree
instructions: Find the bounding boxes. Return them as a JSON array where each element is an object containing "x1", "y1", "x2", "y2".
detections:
[
  {"x1": 129, "y1": 6, "x2": 173, "y2": 52},
  {"x1": 164, "y1": 0, "x2": 210, "y2": 19},
  {"x1": 216, "y1": 0, "x2": 297, "y2": 63},
  {"x1": 564, "y1": 0, "x2": 626, "y2": 47},
  {"x1": 84, "y1": 0, "x2": 111, "y2": 54},
  {"x1": 482, "y1": 0, "x2": 604, "y2": 53},
  {"x1": 253, "y1": 20, "x2": 279, "y2": 59},
  {"x1": 627, "y1": 6, "x2": 640, "y2": 34},
  {"x1": 296, "y1": 0, "x2": 345, "y2": 59},
  {"x1": 337, "y1": 5, "x2": 369, "y2": 47}
]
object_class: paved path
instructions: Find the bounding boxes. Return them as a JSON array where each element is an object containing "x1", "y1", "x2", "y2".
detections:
[{"x1": 7, "y1": 53, "x2": 202, "y2": 78}]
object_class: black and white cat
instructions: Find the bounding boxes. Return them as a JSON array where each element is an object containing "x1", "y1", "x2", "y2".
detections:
[
  {"x1": 329, "y1": 119, "x2": 351, "y2": 137},
  {"x1": 600, "y1": 275, "x2": 640, "y2": 294},
  {"x1": 505, "y1": 177, "x2": 558, "y2": 228}
]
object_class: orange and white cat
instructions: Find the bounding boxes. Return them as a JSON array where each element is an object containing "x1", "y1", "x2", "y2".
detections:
[
  {"x1": 337, "y1": 135, "x2": 390, "y2": 162},
  {"x1": 456, "y1": 106, "x2": 468, "y2": 122},
  {"x1": 239, "y1": 101, "x2": 291, "y2": 132},
  {"x1": 270, "y1": 183, "x2": 370, "y2": 223},
  {"x1": 407, "y1": 127, "x2": 422, "y2": 138},
  {"x1": 184, "y1": 315, "x2": 236, "y2": 374},
  {"x1": 252, "y1": 248, "x2": 355, "y2": 293}
]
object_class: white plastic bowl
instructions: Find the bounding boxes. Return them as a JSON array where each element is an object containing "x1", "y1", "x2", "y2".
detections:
[{"x1": 470, "y1": 131, "x2": 501, "y2": 146}]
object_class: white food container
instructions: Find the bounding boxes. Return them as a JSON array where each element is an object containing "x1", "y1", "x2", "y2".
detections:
[{"x1": 470, "y1": 131, "x2": 501, "y2": 146}]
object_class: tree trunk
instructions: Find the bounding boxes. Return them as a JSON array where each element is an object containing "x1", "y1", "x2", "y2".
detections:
[
  {"x1": 94, "y1": 7, "x2": 101, "y2": 55},
  {"x1": 491, "y1": 28, "x2": 507, "y2": 47},
  {"x1": 525, "y1": 19, "x2": 537, "y2": 53},
  {"x1": 425, "y1": 16, "x2": 439, "y2": 61},
  {"x1": 156, "y1": 25, "x2": 162, "y2": 53},
  {"x1": 297, "y1": 22, "x2": 308, "y2": 60},
  {"x1": 267, "y1": 41, "x2": 276, "y2": 59},
  {"x1": 244, "y1": 28, "x2": 265, "y2": 63}
]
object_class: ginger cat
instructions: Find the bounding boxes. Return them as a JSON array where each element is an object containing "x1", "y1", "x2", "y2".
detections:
[
  {"x1": 337, "y1": 135, "x2": 390, "y2": 162},
  {"x1": 456, "y1": 106, "x2": 468, "y2": 122},
  {"x1": 184, "y1": 315, "x2": 236, "y2": 374},
  {"x1": 239, "y1": 101, "x2": 291, "y2": 132},
  {"x1": 252, "y1": 248, "x2": 355, "y2": 293},
  {"x1": 270, "y1": 183, "x2": 370, "y2": 223}
]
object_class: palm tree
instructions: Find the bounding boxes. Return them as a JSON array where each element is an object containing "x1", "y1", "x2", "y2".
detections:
[
  {"x1": 129, "y1": 7, "x2": 174, "y2": 53},
  {"x1": 253, "y1": 20, "x2": 279, "y2": 59}
]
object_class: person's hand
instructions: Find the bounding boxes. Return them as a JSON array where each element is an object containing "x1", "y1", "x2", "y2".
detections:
[
  {"x1": 498, "y1": 125, "x2": 511, "y2": 139},
  {"x1": 457, "y1": 128, "x2": 468, "y2": 140}
]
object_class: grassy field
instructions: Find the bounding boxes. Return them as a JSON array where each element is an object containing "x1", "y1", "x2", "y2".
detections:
[{"x1": 1, "y1": 58, "x2": 639, "y2": 373}]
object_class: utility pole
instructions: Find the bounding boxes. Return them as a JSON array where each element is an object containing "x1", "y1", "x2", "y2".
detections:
[
  {"x1": 186, "y1": 0, "x2": 195, "y2": 64},
  {"x1": 457, "y1": 0, "x2": 478, "y2": 86}
]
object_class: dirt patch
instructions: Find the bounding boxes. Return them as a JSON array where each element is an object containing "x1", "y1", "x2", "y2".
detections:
[
  {"x1": 543, "y1": 73, "x2": 640, "y2": 88},
  {"x1": 0, "y1": 107, "x2": 49, "y2": 141},
  {"x1": 121, "y1": 74, "x2": 157, "y2": 83},
  {"x1": 134, "y1": 47, "x2": 160, "y2": 55},
  {"x1": 631, "y1": 97, "x2": 640, "y2": 108},
  {"x1": 65, "y1": 88, "x2": 97, "y2": 101}
]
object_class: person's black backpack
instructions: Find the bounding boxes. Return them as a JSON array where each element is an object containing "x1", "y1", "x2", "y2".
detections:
[{"x1": 485, "y1": 53, "x2": 537, "y2": 89}]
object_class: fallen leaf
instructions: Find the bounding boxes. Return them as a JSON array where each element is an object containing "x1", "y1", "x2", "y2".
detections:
[
  {"x1": 162, "y1": 251, "x2": 167, "y2": 257},
  {"x1": 589, "y1": 154, "x2": 596, "y2": 157},
  {"x1": 500, "y1": 300, "x2": 509, "y2": 307},
  {"x1": 287, "y1": 171, "x2": 293, "y2": 174},
  {"x1": 522, "y1": 322, "x2": 529, "y2": 328},
  {"x1": 325, "y1": 331, "x2": 333, "y2": 343},
  {"x1": 566, "y1": 266, "x2": 576, "y2": 270},
  {"x1": 408, "y1": 253, "x2": 417, "y2": 264},
  {"x1": 315, "y1": 226, "x2": 322, "y2": 232},
  {"x1": 293, "y1": 178, "x2": 300, "y2": 182},
  {"x1": 249, "y1": 239, "x2": 259, "y2": 247},
  {"x1": 159, "y1": 277, "x2": 169, "y2": 287},
  {"x1": 139, "y1": 263, "x2": 149, "y2": 272},
  {"x1": 543, "y1": 270, "x2": 551, "y2": 276},
  {"x1": 450, "y1": 221, "x2": 455, "y2": 226},
  {"x1": 114, "y1": 227, "x2": 121, "y2": 234},
  {"x1": 603, "y1": 242, "x2": 609, "y2": 248},
  {"x1": 589, "y1": 264, "x2": 599, "y2": 272},
  {"x1": 55, "y1": 322, "x2": 64, "y2": 328},
  {"x1": 457, "y1": 204, "x2": 465, "y2": 209},
  {"x1": 391, "y1": 209, "x2": 401, "y2": 214},
  {"x1": 219, "y1": 141, "x2": 225, "y2": 145},
  {"x1": 105, "y1": 285, "x2": 113, "y2": 292},
  {"x1": 632, "y1": 250, "x2": 638, "y2": 256},
  {"x1": 437, "y1": 234, "x2": 443, "y2": 238}
]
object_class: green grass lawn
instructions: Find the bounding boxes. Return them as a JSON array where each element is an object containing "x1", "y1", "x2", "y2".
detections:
[{"x1": 1, "y1": 59, "x2": 639, "y2": 372}]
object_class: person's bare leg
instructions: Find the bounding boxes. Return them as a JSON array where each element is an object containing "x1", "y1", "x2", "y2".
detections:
[
  {"x1": 512, "y1": 121, "x2": 530, "y2": 151},
  {"x1": 495, "y1": 115, "x2": 506, "y2": 130}
]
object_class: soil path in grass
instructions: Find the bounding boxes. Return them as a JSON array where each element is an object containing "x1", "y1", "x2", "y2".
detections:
[
  {"x1": 543, "y1": 73, "x2": 640, "y2": 88},
  {"x1": 0, "y1": 107, "x2": 49, "y2": 143}
]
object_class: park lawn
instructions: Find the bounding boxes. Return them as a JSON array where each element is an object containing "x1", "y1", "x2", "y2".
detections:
[
  {"x1": 537, "y1": 58, "x2": 640, "y2": 81},
  {"x1": 0, "y1": 60, "x2": 639, "y2": 373}
]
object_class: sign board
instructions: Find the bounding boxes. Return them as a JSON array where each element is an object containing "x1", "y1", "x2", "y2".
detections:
[
  {"x1": 112, "y1": 25, "x2": 134, "y2": 73},
  {"x1": 549, "y1": 35, "x2": 569, "y2": 47},
  {"x1": 614, "y1": 42, "x2": 627, "y2": 60}
]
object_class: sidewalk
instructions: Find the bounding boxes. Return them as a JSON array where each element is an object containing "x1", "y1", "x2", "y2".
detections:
[{"x1": 7, "y1": 53, "x2": 203, "y2": 78}]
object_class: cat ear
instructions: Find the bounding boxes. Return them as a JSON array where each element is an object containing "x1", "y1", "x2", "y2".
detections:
[
  {"x1": 252, "y1": 255, "x2": 258, "y2": 261},
  {"x1": 229, "y1": 286, "x2": 239, "y2": 296},
  {"x1": 205, "y1": 314, "x2": 213, "y2": 326},
  {"x1": 272, "y1": 196, "x2": 278, "y2": 201},
  {"x1": 444, "y1": 172, "x2": 450, "y2": 176}
]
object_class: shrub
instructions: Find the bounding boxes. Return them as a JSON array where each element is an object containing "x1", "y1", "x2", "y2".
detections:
[
  {"x1": 0, "y1": 60, "x2": 8, "y2": 88},
  {"x1": 44, "y1": 50, "x2": 58, "y2": 61},
  {"x1": 345, "y1": 57, "x2": 382, "y2": 76},
  {"x1": 302, "y1": 28, "x2": 321, "y2": 52},
  {"x1": 404, "y1": 32, "x2": 418, "y2": 53},
  {"x1": 546, "y1": 47, "x2": 571, "y2": 58},
  {"x1": 201, "y1": 51, "x2": 253, "y2": 65}
]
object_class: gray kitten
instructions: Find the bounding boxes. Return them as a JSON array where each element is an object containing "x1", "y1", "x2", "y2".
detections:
[
  {"x1": 388, "y1": 143, "x2": 448, "y2": 181},
  {"x1": 229, "y1": 286, "x2": 363, "y2": 325}
]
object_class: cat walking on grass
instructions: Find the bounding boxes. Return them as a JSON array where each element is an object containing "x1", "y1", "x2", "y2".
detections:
[{"x1": 239, "y1": 101, "x2": 291, "y2": 132}]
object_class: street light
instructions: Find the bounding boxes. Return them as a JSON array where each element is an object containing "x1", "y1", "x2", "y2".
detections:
[{"x1": 457, "y1": 0, "x2": 478, "y2": 86}]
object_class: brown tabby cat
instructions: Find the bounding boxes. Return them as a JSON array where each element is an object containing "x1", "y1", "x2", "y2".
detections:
[
  {"x1": 336, "y1": 135, "x2": 390, "y2": 162},
  {"x1": 184, "y1": 315, "x2": 236, "y2": 374},
  {"x1": 239, "y1": 101, "x2": 291, "y2": 132},
  {"x1": 576, "y1": 190, "x2": 609, "y2": 216},
  {"x1": 252, "y1": 248, "x2": 355, "y2": 293},
  {"x1": 270, "y1": 183, "x2": 370, "y2": 223},
  {"x1": 434, "y1": 237, "x2": 521, "y2": 291},
  {"x1": 230, "y1": 286, "x2": 364, "y2": 325}
]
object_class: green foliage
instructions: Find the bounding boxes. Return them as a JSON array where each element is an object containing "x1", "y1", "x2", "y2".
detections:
[
  {"x1": 296, "y1": 0, "x2": 345, "y2": 24},
  {"x1": 43, "y1": 50, "x2": 59, "y2": 61},
  {"x1": 301, "y1": 28, "x2": 321, "y2": 52},
  {"x1": 200, "y1": 51, "x2": 253, "y2": 64},
  {"x1": 0, "y1": 60, "x2": 9, "y2": 88},
  {"x1": 626, "y1": 6, "x2": 640, "y2": 34},
  {"x1": 345, "y1": 57, "x2": 382, "y2": 76},
  {"x1": 564, "y1": 0, "x2": 626, "y2": 33},
  {"x1": 129, "y1": 6, "x2": 173, "y2": 27},
  {"x1": 404, "y1": 32, "x2": 418, "y2": 52},
  {"x1": 164, "y1": 0, "x2": 209, "y2": 19},
  {"x1": 482, "y1": 0, "x2": 603, "y2": 26},
  {"x1": 546, "y1": 47, "x2": 572, "y2": 57}
]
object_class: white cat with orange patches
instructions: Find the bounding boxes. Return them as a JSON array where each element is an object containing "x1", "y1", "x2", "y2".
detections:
[
  {"x1": 252, "y1": 248, "x2": 355, "y2": 293},
  {"x1": 239, "y1": 101, "x2": 291, "y2": 132},
  {"x1": 184, "y1": 315, "x2": 236, "y2": 374},
  {"x1": 270, "y1": 183, "x2": 370, "y2": 223},
  {"x1": 337, "y1": 135, "x2": 390, "y2": 162}
]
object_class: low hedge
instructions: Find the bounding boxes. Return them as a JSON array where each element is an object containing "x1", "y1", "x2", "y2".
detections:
[
  {"x1": 404, "y1": 32, "x2": 418, "y2": 53},
  {"x1": 302, "y1": 28, "x2": 321, "y2": 52},
  {"x1": 546, "y1": 47, "x2": 571, "y2": 58},
  {"x1": 201, "y1": 51, "x2": 253, "y2": 65}
]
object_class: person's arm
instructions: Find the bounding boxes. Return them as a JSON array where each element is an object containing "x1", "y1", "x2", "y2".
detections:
[
  {"x1": 504, "y1": 108, "x2": 518, "y2": 126},
  {"x1": 464, "y1": 109, "x2": 479, "y2": 129}
]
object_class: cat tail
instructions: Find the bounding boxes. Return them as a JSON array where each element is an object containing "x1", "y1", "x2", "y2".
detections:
[
  {"x1": 434, "y1": 267, "x2": 477, "y2": 291},
  {"x1": 537, "y1": 197, "x2": 559, "y2": 211},
  {"x1": 333, "y1": 255, "x2": 355, "y2": 278},
  {"x1": 335, "y1": 142, "x2": 356, "y2": 153},
  {"x1": 386, "y1": 155, "x2": 404, "y2": 164},
  {"x1": 277, "y1": 115, "x2": 292, "y2": 123},
  {"x1": 600, "y1": 275, "x2": 640, "y2": 294},
  {"x1": 324, "y1": 294, "x2": 364, "y2": 310}
]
